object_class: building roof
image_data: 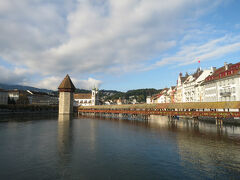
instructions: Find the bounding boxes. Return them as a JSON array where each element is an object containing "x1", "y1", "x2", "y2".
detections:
[
  {"x1": 205, "y1": 62, "x2": 240, "y2": 83},
  {"x1": 58, "y1": 74, "x2": 76, "y2": 90},
  {"x1": 180, "y1": 76, "x2": 188, "y2": 83},
  {"x1": 74, "y1": 93, "x2": 92, "y2": 99},
  {"x1": 151, "y1": 88, "x2": 169, "y2": 100},
  {"x1": 184, "y1": 68, "x2": 203, "y2": 84},
  {"x1": 79, "y1": 101, "x2": 240, "y2": 110}
]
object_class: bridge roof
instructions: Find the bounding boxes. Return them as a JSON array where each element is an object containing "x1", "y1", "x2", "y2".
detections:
[
  {"x1": 79, "y1": 101, "x2": 240, "y2": 110},
  {"x1": 74, "y1": 93, "x2": 92, "y2": 99}
]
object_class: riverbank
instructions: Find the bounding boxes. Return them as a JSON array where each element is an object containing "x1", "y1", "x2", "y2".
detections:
[
  {"x1": 0, "y1": 104, "x2": 58, "y2": 111},
  {"x1": 0, "y1": 112, "x2": 58, "y2": 122},
  {"x1": 0, "y1": 104, "x2": 58, "y2": 122}
]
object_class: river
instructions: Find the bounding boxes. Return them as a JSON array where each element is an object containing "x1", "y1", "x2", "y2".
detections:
[{"x1": 0, "y1": 114, "x2": 240, "y2": 179}]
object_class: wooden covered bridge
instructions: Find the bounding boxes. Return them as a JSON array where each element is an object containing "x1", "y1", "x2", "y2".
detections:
[{"x1": 78, "y1": 101, "x2": 240, "y2": 118}]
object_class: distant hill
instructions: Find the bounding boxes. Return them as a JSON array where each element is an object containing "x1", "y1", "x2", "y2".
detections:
[
  {"x1": 0, "y1": 83, "x2": 53, "y2": 93},
  {"x1": 102, "y1": 88, "x2": 162, "y2": 103},
  {"x1": 0, "y1": 83, "x2": 161, "y2": 103}
]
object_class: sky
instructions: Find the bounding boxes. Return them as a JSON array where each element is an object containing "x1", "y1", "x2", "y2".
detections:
[{"x1": 0, "y1": 0, "x2": 240, "y2": 91}]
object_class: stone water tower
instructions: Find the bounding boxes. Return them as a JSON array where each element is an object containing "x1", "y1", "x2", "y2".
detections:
[{"x1": 58, "y1": 74, "x2": 76, "y2": 114}]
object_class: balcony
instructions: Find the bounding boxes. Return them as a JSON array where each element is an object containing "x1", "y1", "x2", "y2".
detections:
[{"x1": 220, "y1": 92, "x2": 231, "y2": 97}]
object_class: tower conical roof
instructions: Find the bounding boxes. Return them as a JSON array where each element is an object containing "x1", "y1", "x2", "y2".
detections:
[{"x1": 58, "y1": 74, "x2": 76, "y2": 91}]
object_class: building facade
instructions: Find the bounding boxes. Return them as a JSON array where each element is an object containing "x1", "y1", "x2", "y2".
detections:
[
  {"x1": 8, "y1": 90, "x2": 20, "y2": 102},
  {"x1": 74, "y1": 88, "x2": 98, "y2": 106},
  {"x1": 176, "y1": 73, "x2": 188, "y2": 102},
  {"x1": 0, "y1": 89, "x2": 8, "y2": 105},
  {"x1": 166, "y1": 86, "x2": 176, "y2": 103},
  {"x1": 183, "y1": 68, "x2": 213, "y2": 102},
  {"x1": 204, "y1": 62, "x2": 240, "y2": 102},
  {"x1": 27, "y1": 90, "x2": 58, "y2": 105},
  {"x1": 148, "y1": 62, "x2": 240, "y2": 104},
  {"x1": 151, "y1": 88, "x2": 169, "y2": 103}
]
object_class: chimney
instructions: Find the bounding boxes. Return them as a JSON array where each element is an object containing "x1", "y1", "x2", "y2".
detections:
[
  {"x1": 211, "y1": 67, "x2": 216, "y2": 73},
  {"x1": 179, "y1": 72, "x2": 182, "y2": 77},
  {"x1": 224, "y1": 62, "x2": 229, "y2": 70}
]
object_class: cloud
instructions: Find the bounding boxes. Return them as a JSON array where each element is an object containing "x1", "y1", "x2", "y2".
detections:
[
  {"x1": 153, "y1": 35, "x2": 240, "y2": 68},
  {"x1": 0, "y1": 65, "x2": 31, "y2": 84},
  {"x1": 73, "y1": 77, "x2": 102, "y2": 90},
  {"x1": 3, "y1": 0, "x2": 239, "y2": 90},
  {"x1": 0, "y1": 64, "x2": 102, "y2": 90},
  {"x1": 32, "y1": 76, "x2": 102, "y2": 91},
  {"x1": 0, "y1": 0, "x2": 223, "y2": 77}
]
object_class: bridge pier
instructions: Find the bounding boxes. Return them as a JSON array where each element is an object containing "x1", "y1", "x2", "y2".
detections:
[{"x1": 216, "y1": 118, "x2": 223, "y2": 126}]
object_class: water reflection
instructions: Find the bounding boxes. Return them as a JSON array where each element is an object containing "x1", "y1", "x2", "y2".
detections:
[
  {"x1": 83, "y1": 115, "x2": 240, "y2": 179},
  {"x1": 57, "y1": 114, "x2": 73, "y2": 178},
  {"x1": 148, "y1": 115, "x2": 240, "y2": 140},
  {"x1": 1, "y1": 113, "x2": 240, "y2": 179},
  {"x1": 147, "y1": 115, "x2": 240, "y2": 179}
]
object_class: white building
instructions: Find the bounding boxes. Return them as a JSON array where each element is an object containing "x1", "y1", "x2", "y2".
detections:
[
  {"x1": 195, "y1": 68, "x2": 214, "y2": 102},
  {"x1": 176, "y1": 73, "x2": 188, "y2": 102},
  {"x1": 183, "y1": 68, "x2": 213, "y2": 102},
  {"x1": 204, "y1": 62, "x2": 240, "y2": 102},
  {"x1": 151, "y1": 88, "x2": 169, "y2": 103},
  {"x1": 74, "y1": 88, "x2": 98, "y2": 106},
  {"x1": 0, "y1": 89, "x2": 8, "y2": 105},
  {"x1": 8, "y1": 90, "x2": 20, "y2": 101},
  {"x1": 146, "y1": 96, "x2": 152, "y2": 104}
]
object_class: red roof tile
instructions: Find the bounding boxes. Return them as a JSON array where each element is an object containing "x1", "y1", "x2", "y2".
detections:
[
  {"x1": 74, "y1": 93, "x2": 92, "y2": 99},
  {"x1": 205, "y1": 62, "x2": 240, "y2": 82}
]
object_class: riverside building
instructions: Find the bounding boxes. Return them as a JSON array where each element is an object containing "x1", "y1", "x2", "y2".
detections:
[
  {"x1": 148, "y1": 61, "x2": 240, "y2": 104},
  {"x1": 151, "y1": 88, "x2": 169, "y2": 103},
  {"x1": 204, "y1": 62, "x2": 240, "y2": 102},
  {"x1": 182, "y1": 68, "x2": 213, "y2": 102},
  {"x1": 74, "y1": 88, "x2": 98, "y2": 106},
  {"x1": 0, "y1": 89, "x2": 8, "y2": 105},
  {"x1": 176, "y1": 73, "x2": 188, "y2": 102}
]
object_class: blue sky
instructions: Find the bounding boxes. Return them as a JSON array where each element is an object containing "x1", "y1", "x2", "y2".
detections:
[{"x1": 0, "y1": 0, "x2": 240, "y2": 91}]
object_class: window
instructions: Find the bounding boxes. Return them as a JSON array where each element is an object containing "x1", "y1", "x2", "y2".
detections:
[
  {"x1": 233, "y1": 87, "x2": 235, "y2": 93},
  {"x1": 233, "y1": 96, "x2": 236, "y2": 101}
]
